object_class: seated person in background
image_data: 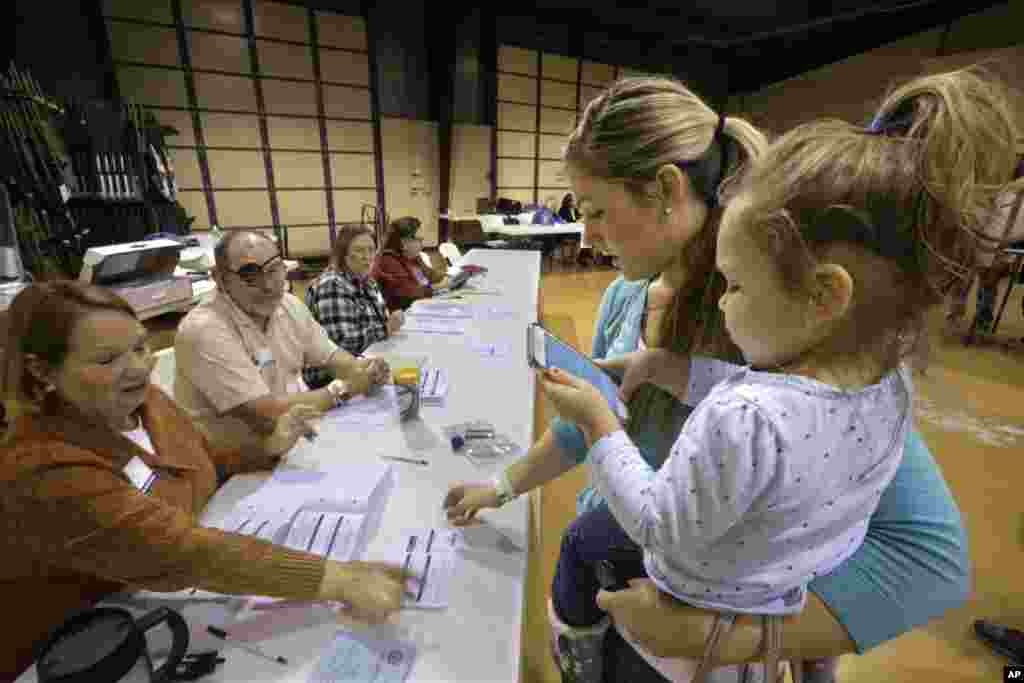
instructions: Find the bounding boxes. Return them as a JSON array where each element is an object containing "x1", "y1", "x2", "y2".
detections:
[
  {"x1": 947, "y1": 185, "x2": 1024, "y2": 335},
  {"x1": 175, "y1": 230, "x2": 389, "y2": 453},
  {"x1": 533, "y1": 195, "x2": 564, "y2": 225},
  {"x1": 0, "y1": 282, "x2": 407, "y2": 682},
  {"x1": 559, "y1": 192, "x2": 581, "y2": 223},
  {"x1": 304, "y1": 225, "x2": 404, "y2": 390},
  {"x1": 371, "y1": 217, "x2": 448, "y2": 310}
]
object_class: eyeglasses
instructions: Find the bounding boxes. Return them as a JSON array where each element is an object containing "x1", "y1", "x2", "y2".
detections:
[{"x1": 226, "y1": 254, "x2": 286, "y2": 286}]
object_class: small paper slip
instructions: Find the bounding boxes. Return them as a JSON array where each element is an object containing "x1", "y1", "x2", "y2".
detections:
[
  {"x1": 398, "y1": 527, "x2": 466, "y2": 553},
  {"x1": 407, "y1": 302, "x2": 473, "y2": 319},
  {"x1": 402, "y1": 316, "x2": 466, "y2": 335},
  {"x1": 418, "y1": 367, "x2": 448, "y2": 405},
  {"x1": 309, "y1": 630, "x2": 416, "y2": 683},
  {"x1": 471, "y1": 341, "x2": 511, "y2": 358},
  {"x1": 478, "y1": 305, "x2": 519, "y2": 321},
  {"x1": 383, "y1": 528, "x2": 463, "y2": 609},
  {"x1": 399, "y1": 552, "x2": 456, "y2": 609}
]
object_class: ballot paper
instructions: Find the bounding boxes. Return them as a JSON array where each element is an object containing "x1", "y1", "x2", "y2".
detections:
[
  {"x1": 382, "y1": 528, "x2": 464, "y2": 609},
  {"x1": 309, "y1": 629, "x2": 416, "y2": 683},
  {"x1": 208, "y1": 508, "x2": 291, "y2": 545},
  {"x1": 284, "y1": 509, "x2": 366, "y2": 562}
]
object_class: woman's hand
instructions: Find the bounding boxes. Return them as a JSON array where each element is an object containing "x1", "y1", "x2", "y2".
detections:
[
  {"x1": 319, "y1": 561, "x2": 411, "y2": 624},
  {"x1": 594, "y1": 349, "x2": 691, "y2": 403},
  {"x1": 597, "y1": 578, "x2": 714, "y2": 658},
  {"x1": 386, "y1": 309, "x2": 405, "y2": 335},
  {"x1": 443, "y1": 482, "x2": 500, "y2": 525},
  {"x1": 535, "y1": 368, "x2": 620, "y2": 444},
  {"x1": 263, "y1": 404, "x2": 321, "y2": 456}
]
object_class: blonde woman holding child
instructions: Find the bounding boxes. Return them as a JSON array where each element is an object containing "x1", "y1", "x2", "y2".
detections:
[{"x1": 535, "y1": 67, "x2": 1021, "y2": 683}]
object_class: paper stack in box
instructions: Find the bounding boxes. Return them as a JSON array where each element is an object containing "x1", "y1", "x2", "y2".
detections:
[{"x1": 418, "y1": 366, "x2": 449, "y2": 406}]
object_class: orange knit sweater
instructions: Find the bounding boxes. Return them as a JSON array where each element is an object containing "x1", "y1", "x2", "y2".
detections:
[{"x1": 0, "y1": 386, "x2": 327, "y2": 681}]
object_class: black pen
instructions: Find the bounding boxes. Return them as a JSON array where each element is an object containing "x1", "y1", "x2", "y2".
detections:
[{"x1": 206, "y1": 626, "x2": 288, "y2": 665}]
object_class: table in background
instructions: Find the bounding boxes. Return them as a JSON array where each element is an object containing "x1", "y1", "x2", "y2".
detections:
[
  {"x1": 17, "y1": 249, "x2": 541, "y2": 683},
  {"x1": 491, "y1": 223, "x2": 584, "y2": 238}
]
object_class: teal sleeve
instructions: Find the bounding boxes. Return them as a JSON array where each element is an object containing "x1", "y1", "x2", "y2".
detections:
[{"x1": 809, "y1": 428, "x2": 970, "y2": 653}]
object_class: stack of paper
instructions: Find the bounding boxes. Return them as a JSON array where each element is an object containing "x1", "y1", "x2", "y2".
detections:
[{"x1": 418, "y1": 366, "x2": 449, "y2": 406}]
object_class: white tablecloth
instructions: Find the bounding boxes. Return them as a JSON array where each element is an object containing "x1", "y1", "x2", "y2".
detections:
[{"x1": 17, "y1": 249, "x2": 541, "y2": 683}]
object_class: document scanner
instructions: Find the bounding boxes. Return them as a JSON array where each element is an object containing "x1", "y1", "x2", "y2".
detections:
[{"x1": 79, "y1": 239, "x2": 194, "y2": 319}]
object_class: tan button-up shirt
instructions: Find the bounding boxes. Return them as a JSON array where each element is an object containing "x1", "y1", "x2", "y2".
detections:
[{"x1": 175, "y1": 290, "x2": 338, "y2": 451}]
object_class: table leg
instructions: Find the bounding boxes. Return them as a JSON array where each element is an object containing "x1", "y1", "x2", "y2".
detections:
[{"x1": 992, "y1": 254, "x2": 1024, "y2": 335}]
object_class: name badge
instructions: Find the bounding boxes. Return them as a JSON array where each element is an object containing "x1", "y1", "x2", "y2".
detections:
[
  {"x1": 254, "y1": 348, "x2": 274, "y2": 369},
  {"x1": 123, "y1": 456, "x2": 158, "y2": 493}
]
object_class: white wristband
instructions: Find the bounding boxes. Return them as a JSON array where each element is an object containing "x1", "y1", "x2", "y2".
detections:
[{"x1": 492, "y1": 469, "x2": 518, "y2": 507}]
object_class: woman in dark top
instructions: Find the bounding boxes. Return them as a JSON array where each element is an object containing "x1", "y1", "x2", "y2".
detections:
[
  {"x1": 304, "y1": 226, "x2": 403, "y2": 390},
  {"x1": 559, "y1": 192, "x2": 581, "y2": 222},
  {"x1": 371, "y1": 217, "x2": 448, "y2": 310}
]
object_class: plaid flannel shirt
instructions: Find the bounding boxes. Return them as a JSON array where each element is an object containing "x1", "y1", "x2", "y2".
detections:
[{"x1": 303, "y1": 269, "x2": 389, "y2": 389}]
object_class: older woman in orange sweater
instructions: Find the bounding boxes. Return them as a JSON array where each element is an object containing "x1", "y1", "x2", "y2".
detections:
[{"x1": 0, "y1": 282, "x2": 408, "y2": 682}]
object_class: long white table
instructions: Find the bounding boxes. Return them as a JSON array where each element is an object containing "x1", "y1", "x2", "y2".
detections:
[
  {"x1": 17, "y1": 249, "x2": 540, "y2": 683},
  {"x1": 492, "y1": 222, "x2": 584, "y2": 238}
]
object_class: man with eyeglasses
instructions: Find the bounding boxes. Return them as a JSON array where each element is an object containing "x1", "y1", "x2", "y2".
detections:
[{"x1": 174, "y1": 230, "x2": 389, "y2": 452}]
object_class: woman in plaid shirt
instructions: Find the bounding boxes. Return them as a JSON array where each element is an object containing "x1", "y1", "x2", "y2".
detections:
[{"x1": 303, "y1": 225, "x2": 404, "y2": 390}]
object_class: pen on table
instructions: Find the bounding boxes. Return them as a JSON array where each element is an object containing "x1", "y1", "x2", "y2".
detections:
[
  {"x1": 380, "y1": 455, "x2": 429, "y2": 466},
  {"x1": 206, "y1": 626, "x2": 288, "y2": 665}
]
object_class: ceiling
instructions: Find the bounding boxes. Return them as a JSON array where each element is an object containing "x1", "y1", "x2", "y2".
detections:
[{"x1": 519, "y1": 1, "x2": 1012, "y2": 93}]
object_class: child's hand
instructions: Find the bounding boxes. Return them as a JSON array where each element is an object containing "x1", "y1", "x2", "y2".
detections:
[
  {"x1": 595, "y1": 349, "x2": 691, "y2": 402},
  {"x1": 535, "y1": 368, "x2": 620, "y2": 443}
]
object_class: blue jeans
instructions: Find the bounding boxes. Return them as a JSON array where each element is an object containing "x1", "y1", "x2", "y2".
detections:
[{"x1": 552, "y1": 502, "x2": 648, "y2": 627}]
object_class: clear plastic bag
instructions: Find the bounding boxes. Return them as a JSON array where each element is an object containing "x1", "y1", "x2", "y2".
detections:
[{"x1": 443, "y1": 420, "x2": 520, "y2": 466}]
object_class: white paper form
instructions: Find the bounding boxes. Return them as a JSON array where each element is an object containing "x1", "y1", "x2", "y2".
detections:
[
  {"x1": 406, "y1": 301, "x2": 474, "y2": 319},
  {"x1": 321, "y1": 386, "x2": 404, "y2": 432},
  {"x1": 284, "y1": 509, "x2": 366, "y2": 563},
  {"x1": 309, "y1": 629, "x2": 416, "y2": 683},
  {"x1": 418, "y1": 367, "x2": 448, "y2": 405},
  {"x1": 381, "y1": 528, "x2": 464, "y2": 609},
  {"x1": 400, "y1": 316, "x2": 467, "y2": 335}
]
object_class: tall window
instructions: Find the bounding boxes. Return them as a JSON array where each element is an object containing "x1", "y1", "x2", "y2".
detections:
[
  {"x1": 495, "y1": 44, "x2": 619, "y2": 208},
  {"x1": 103, "y1": 0, "x2": 377, "y2": 257}
]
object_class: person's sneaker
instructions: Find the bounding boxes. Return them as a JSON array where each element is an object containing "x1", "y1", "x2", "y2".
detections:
[
  {"x1": 548, "y1": 599, "x2": 609, "y2": 683},
  {"x1": 798, "y1": 657, "x2": 839, "y2": 683},
  {"x1": 974, "y1": 620, "x2": 1024, "y2": 663}
]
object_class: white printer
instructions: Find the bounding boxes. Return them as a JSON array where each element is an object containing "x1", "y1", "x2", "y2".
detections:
[{"x1": 79, "y1": 239, "x2": 195, "y2": 320}]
